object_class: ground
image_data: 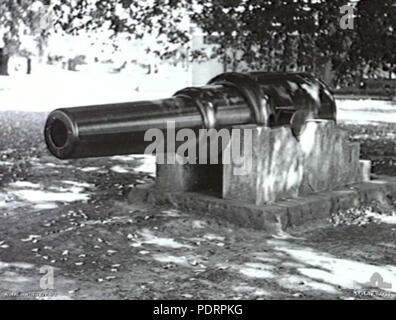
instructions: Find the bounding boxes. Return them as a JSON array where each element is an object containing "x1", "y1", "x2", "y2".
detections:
[{"x1": 0, "y1": 102, "x2": 395, "y2": 300}]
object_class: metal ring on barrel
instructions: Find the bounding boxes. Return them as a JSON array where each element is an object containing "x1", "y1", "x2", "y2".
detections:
[
  {"x1": 174, "y1": 87, "x2": 217, "y2": 129},
  {"x1": 208, "y1": 72, "x2": 275, "y2": 126},
  {"x1": 44, "y1": 109, "x2": 79, "y2": 159}
]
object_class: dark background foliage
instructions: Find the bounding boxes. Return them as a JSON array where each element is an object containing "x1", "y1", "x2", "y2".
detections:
[{"x1": 0, "y1": 0, "x2": 395, "y2": 86}]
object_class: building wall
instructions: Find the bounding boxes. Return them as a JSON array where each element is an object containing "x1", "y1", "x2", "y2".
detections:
[{"x1": 189, "y1": 30, "x2": 225, "y2": 86}]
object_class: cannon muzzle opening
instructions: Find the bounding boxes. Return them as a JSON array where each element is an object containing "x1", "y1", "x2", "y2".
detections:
[
  {"x1": 45, "y1": 109, "x2": 79, "y2": 159},
  {"x1": 49, "y1": 119, "x2": 68, "y2": 148}
]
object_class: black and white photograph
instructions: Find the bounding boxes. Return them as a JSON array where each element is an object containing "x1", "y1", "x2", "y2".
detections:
[{"x1": 0, "y1": 0, "x2": 395, "y2": 304}]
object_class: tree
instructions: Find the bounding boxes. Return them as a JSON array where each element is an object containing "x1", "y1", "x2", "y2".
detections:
[
  {"x1": 4, "y1": 0, "x2": 392, "y2": 85},
  {"x1": 0, "y1": 0, "x2": 52, "y2": 75},
  {"x1": 355, "y1": 0, "x2": 395, "y2": 79},
  {"x1": 66, "y1": 0, "x2": 356, "y2": 85}
]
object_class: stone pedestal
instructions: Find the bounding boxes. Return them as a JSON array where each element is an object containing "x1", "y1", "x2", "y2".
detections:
[
  {"x1": 156, "y1": 162, "x2": 222, "y2": 193},
  {"x1": 298, "y1": 120, "x2": 362, "y2": 195},
  {"x1": 222, "y1": 125, "x2": 303, "y2": 205},
  {"x1": 155, "y1": 120, "x2": 371, "y2": 205},
  {"x1": 359, "y1": 160, "x2": 372, "y2": 182}
]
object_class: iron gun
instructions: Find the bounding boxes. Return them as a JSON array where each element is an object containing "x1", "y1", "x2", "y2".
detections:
[{"x1": 44, "y1": 72, "x2": 336, "y2": 159}]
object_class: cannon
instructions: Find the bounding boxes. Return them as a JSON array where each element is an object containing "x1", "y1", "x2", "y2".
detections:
[{"x1": 44, "y1": 72, "x2": 336, "y2": 159}]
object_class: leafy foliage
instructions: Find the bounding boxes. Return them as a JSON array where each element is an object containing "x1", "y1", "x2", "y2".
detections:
[
  {"x1": 0, "y1": 0, "x2": 52, "y2": 57},
  {"x1": 1, "y1": 1, "x2": 394, "y2": 84},
  {"x1": 62, "y1": 0, "x2": 394, "y2": 86},
  {"x1": 355, "y1": 0, "x2": 395, "y2": 78}
]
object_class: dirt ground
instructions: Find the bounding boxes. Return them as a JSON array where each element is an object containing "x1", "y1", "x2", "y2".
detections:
[{"x1": 0, "y1": 110, "x2": 395, "y2": 300}]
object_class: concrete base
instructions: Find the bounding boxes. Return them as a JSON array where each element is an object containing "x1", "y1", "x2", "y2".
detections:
[
  {"x1": 129, "y1": 175, "x2": 396, "y2": 232},
  {"x1": 135, "y1": 120, "x2": 380, "y2": 232},
  {"x1": 224, "y1": 120, "x2": 365, "y2": 204},
  {"x1": 156, "y1": 162, "x2": 222, "y2": 193},
  {"x1": 223, "y1": 125, "x2": 303, "y2": 205},
  {"x1": 155, "y1": 120, "x2": 369, "y2": 205},
  {"x1": 298, "y1": 120, "x2": 362, "y2": 195}
]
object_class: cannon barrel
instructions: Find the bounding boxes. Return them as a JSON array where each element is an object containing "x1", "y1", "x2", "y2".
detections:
[{"x1": 44, "y1": 72, "x2": 336, "y2": 159}]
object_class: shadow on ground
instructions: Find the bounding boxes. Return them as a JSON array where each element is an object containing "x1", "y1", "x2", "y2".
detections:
[{"x1": 0, "y1": 111, "x2": 395, "y2": 300}]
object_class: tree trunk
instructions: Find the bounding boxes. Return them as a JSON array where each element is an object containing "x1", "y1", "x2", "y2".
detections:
[
  {"x1": 68, "y1": 58, "x2": 76, "y2": 71},
  {"x1": 323, "y1": 60, "x2": 334, "y2": 87},
  {"x1": 232, "y1": 50, "x2": 237, "y2": 72},
  {"x1": 27, "y1": 58, "x2": 32, "y2": 75},
  {"x1": 0, "y1": 48, "x2": 9, "y2": 76},
  {"x1": 223, "y1": 51, "x2": 227, "y2": 73}
]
